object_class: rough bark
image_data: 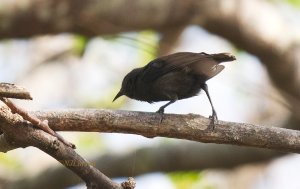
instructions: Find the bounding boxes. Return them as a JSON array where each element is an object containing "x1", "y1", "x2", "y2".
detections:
[
  {"x1": 29, "y1": 109, "x2": 300, "y2": 153},
  {"x1": 0, "y1": 83, "x2": 32, "y2": 100},
  {"x1": 0, "y1": 106, "x2": 122, "y2": 189}
]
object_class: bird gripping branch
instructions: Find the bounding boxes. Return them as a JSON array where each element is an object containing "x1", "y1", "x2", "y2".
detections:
[{"x1": 113, "y1": 52, "x2": 236, "y2": 129}]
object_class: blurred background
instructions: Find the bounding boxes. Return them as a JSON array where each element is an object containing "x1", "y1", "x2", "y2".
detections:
[{"x1": 0, "y1": 0, "x2": 300, "y2": 188}]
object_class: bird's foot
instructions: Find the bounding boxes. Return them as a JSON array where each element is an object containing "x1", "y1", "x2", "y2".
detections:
[
  {"x1": 156, "y1": 108, "x2": 165, "y2": 123},
  {"x1": 207, "y1": 112, "x2": 218, "y2": 131}
]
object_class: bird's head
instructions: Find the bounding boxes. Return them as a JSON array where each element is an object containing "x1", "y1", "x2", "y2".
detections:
[{"x1": 113, "y1": 68, "x2": 141, "y2": 102}]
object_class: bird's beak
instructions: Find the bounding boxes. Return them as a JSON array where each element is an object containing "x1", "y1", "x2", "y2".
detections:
[{"x1": 113, "y1": 91, "x2": 123, "y2": 102}]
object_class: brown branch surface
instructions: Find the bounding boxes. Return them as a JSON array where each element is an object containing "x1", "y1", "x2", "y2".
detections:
[
  {"x1": 0, "y1": 83, "x2": 32, "y2": 100},
  {"x1": 0, "y1": 97, "x2": 75, "y2": 148},
  {"x1": 0, "y1": 134, "x2": 16, "y2": 152},
  {"x1": 0, "y1": 0, "x2": 193, "y2": 39},
  {"x1": 0, "y1": 106, "x2": 122, "y2": 189},
  {"x1": 30, "y1": 109, "x2": 300, "y2": 153}
]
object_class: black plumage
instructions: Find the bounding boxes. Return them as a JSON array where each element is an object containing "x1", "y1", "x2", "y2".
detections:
[{"x1": 113, "y1": 52, "x2": 236, "y2": 126}]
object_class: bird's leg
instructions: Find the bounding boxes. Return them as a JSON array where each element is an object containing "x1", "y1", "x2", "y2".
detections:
[
  {"x1": 156, "y1": 96, "x2": 177, "y2": 123},
  {"x1": 202, "y1": 83, "x2": 218, "y2": 130},
  {"x1": 156, "y1": 101, "x2": 175, "y2": 114}
]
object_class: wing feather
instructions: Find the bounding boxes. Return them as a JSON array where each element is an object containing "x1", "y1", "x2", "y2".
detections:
[{"x1": 141, "y1": 52, "x2": 226, "y2": 82}]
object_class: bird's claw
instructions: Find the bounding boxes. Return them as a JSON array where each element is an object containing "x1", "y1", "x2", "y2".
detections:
[
  {"x1": 156, "y1": 108, "x2": 165, "y2": 123},
  {"x1": 208, "y1": 112, "x2": 218, "y2": 131}
]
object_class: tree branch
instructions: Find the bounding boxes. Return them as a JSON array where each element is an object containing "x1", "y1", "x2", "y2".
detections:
[
  {"x1": 0, "y1": 134, "x2": 16, "y2": 152},
  {"x1": 0, "y1": 0, "x2": 193, "y2": 39},
  {"x1": 4, "y1": 142, "x2": 284, "y2": 189},
  {"x1": 0, "y1": 106, "x2": 123, "y2": 189},
  {"x1": 0, "y1": 97, "x2": 75, "y2": 148},
  {"x1": 0, "y1": 83, "x2": 32, "y2": 100},
  {"x1": 28, "y1": 109, "x2": 300, "y2": 153}
]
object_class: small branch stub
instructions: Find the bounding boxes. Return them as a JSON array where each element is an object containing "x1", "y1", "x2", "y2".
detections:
[
  {"x1": 0, "y1": 97, "x2": 75, "y2": 149},
  {"x1": 0, "y1": 83, "x2": 32, "y2": 100},
  {"x1": 121, "y1": 177, "x2": 136, "y2": 189}
]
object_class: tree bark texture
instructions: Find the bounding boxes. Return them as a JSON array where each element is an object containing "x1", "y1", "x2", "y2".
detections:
[{"x1": 30, "y1": 109, "x2": 300, "y2": 153}]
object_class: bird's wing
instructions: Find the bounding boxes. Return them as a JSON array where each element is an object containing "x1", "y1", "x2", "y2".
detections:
[{"x1": 141, "y1": 52, "x2": 225, "y2": 82}]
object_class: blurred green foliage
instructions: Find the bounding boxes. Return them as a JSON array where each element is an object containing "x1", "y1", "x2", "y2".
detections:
[
  {"x1": 76, "y1": 133, "x2": 105, "y2": 155},
  {"x1": 105, "y1": 31, "x2": 158, "y2": 65},
  {"x1": 168, "y1": 171, "x2": 216, "y2": 189},
  {"x1": 72, "y1": 35, "x2": 88, "y2": 56},
  {"x1": 85, "y1": 31, "x2": 159, "y2": 109},
  {"x1": 0, "y1": 153, "x2": 23, "y2": 171},
  {"x1": 271, "y1": 0, "x2": 300, "y2": 8},
  {"x1": 168, "y1": 171, "x2": 200, "y2": 189},
  {"x1": 286, "y1": 0, "x2": 300, "y2": 8},
  {"x1": 77, "y1": 133, "x2": 102, "y2": 148},
  {"x1": 135, "y1": 30, "x2": 159, "y2": 66},
  {"x1": 85, "y1": 88, "x2": 125, "y2": 109}
]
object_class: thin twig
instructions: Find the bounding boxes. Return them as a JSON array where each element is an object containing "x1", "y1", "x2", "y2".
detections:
[
  {"x1": 0, "y1": 106, "x2": 123, "y2": 189},
  {"x1": 0, "y1": 97, "x2": 75, "y2": 148}
]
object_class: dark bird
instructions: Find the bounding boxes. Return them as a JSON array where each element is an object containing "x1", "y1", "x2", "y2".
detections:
[{"x1": 113, "y1": 52, "x2": 236, "y2": 128}]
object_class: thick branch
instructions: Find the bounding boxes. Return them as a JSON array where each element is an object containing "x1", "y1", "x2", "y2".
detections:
[
  {"x1": 0, "y1": 0, "x2": 192, "y2": 39},
  {"x1": 0, "y1": 106, "x2": 122, "y2": 189},
  {"x1": 30, "y1": 109, "x2": 300, "y2": 153},
  {"x1": 0, "y1": 134, "x2": 16, "y2": 152}
]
